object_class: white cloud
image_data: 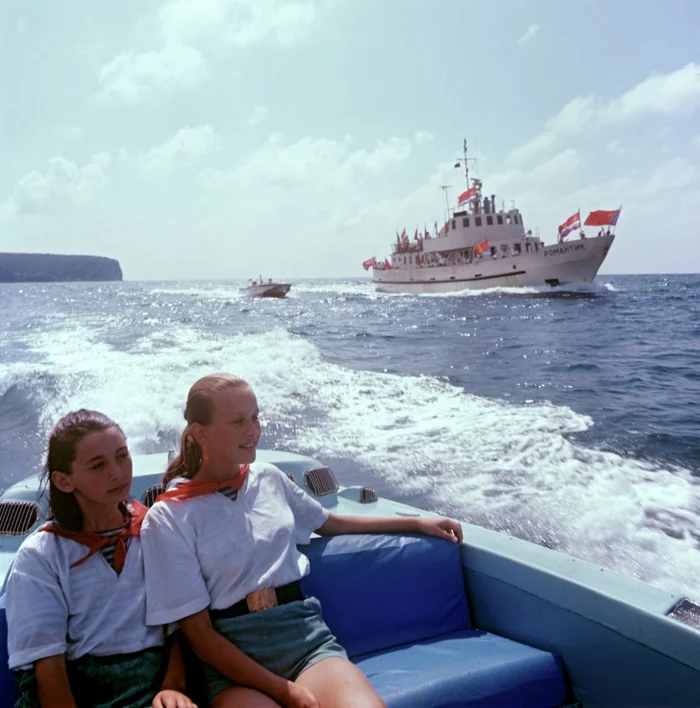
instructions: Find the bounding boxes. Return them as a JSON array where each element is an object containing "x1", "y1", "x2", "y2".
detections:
[
  {"x1": 159, "y1": 0, "x2": 318, "y2": 47},
  {"x1": 602, "y1": 63, "x2": 700, "y2": 122},
  {"x1": 94, "y1": 42, "x2": 207, "y2": 104},
  {"x1": 509, "y1": 63, "x2": 700, "y2": 163},
  {"x1": 607, "y1": 139, "x2": 625, "y2": 155},
  {"x1": 518, "y1": 23, "x2": 541, "y2": 45},
  {"x1": 184, "y1": 132, "x2": 420, "y2": 275},
  {"x1": 95, "y1": 1, "x2": 322, "y2": 103},
  {"x1": 248, "y1": 106, "x2": 269, "y2": 125},
  {"x1": 137, "y1": 125, "x2": 218, "y2": 175},
  {"x1": 508, "y1": 132, "x2": 557, "y2": 165},
  {"x1": 7, "y1": 153, "x2": 111, "y2": 215},
  {"x1": 414, "y1": 130, "x2": 435, "y2": 146}
]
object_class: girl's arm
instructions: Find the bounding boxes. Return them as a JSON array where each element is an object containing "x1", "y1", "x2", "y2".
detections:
[
  {"x1": 178, "y1": 609, "x2": 317, "y2": 708},
  {"x1": 316, "y1": 513, "x2": 463, "y2": 543},
  {"x1": 34, "y1": 655, "x2": 77, "y2": 708},
  {"x1": 153, "y1": 633, "x2": 197, "y2": 708},
  {"x1": 160, "y1": 633, "x2": 187, "y2": 693}
]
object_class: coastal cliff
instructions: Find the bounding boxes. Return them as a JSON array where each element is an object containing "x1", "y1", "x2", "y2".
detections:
[{"x1": 0, "y1": 253, "x2": 123, "y2": 283}]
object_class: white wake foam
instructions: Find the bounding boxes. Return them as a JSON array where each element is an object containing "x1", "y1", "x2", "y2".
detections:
[{"x1": 8, "y1": 323, "x2": 700, "y2": 599}]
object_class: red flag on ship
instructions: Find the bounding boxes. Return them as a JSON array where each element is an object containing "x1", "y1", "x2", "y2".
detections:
[
  {"x1": 557, "y1": 211, "x2": 581, "y2": 243},
  {"x1": 474, "y1": 240, "x2": 490, "y2": 256},
  {"x1": 584, "y1": 209, "x2": 621, "y2": 227},
  {"x1": 362, "y1": 257, "x2": 377, "y2": 271},
  {"x1": 457, "y1": 187, "x2": 477, "y2": 206}
]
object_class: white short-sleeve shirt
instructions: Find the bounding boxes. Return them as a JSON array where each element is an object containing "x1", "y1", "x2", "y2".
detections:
[
  {"x1": 141, "y1": 462, "x2": 330, "y2": 627},
  {"x1": 5, "y1": 532, "x2": 164, "y2": 669}
]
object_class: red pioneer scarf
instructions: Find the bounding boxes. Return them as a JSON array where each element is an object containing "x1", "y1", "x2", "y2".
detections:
[
  {"x1": 155, "y1": 464, "x2": 250, "y2": 503},
  {"x1": 39, "y1": 501, "x2": 148, "y2": 573}
]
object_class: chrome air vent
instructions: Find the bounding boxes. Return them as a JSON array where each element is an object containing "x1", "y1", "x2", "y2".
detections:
[
  {"x1": 359, "y1": 487, "x2": 378, "y2": 504},
  {"x1": 0, "y1": 501, "x2": 40, "y2": 536},
  {"x1": 303, "y1": 467, "x2": 339, "y2": 497},
  {"x1": 141, "y1": 484, "x2": 165, "y2": 508},
  {"x1": 667, "y1": 598, "x2": 700, "y2": 631}
]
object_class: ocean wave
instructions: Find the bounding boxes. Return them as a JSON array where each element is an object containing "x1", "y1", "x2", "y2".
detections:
[{"x1": 7, "y1": 322, "x2": 699, "y2": 599}]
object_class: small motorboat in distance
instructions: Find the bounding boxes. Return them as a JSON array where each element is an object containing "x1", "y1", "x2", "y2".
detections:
[{"x1": 241, "y1": 276, "x2": 292, "y2": 298}]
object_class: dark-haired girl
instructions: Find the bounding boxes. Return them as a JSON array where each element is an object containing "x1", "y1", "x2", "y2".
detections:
[
  {"x1": 141, "y1": 374, "x2": 463, "y2": 708},
  {"x1": 4, "y1": 410, "x2": 196, "y2": 708}
]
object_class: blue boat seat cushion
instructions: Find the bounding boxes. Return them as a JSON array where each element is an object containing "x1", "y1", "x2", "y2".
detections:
[
  {"x1": 355, "y1": 630, "x2": 566, "y2": 708},
  {"x1": 302, "y1": 534, "x2": 567, "y2": 707},
  {"x1": 301, "y1": 534, "x2": 471, "y2": 658}
]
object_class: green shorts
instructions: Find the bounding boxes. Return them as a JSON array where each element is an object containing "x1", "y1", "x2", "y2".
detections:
[
  {"x1": 206, "y1": 596, "x2": 348, "y2": 702},
  {"x1": 14, "y1": 646, "x2": 167, "y2": 708}
]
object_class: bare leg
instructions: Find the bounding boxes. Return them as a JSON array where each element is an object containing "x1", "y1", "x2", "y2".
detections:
[
  {"x1": 296, "y1": 657, "x2": 385, "y2": 708},
  {"x1": 211, "y1": 685, "x2": 281, "y2": 708}
]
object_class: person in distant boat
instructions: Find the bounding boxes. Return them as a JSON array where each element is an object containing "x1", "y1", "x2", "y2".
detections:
[
  {"x1": 4, "y1": 410, "x2": 196, "y2": 708},
  {"x1": 141, "y1": 374, "x2": 463, "y2": 708}
]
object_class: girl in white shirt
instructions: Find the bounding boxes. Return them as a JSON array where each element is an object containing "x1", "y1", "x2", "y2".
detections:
[
  {"x1": 5, "y1": 410, "x2": 197, "y2": 708},
  {"x1": 141, "y1": 374, "x2": 463, "y2": 708}
]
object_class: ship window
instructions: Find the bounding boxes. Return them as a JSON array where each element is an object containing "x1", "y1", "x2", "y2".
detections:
[
  {"x1": 513, "y1": 214, "x2": 519, "y2": 225},
  {"x1": 463, "y1": 218, "x2": 469, "y2": 227},
  {"x1": 451, "y1": 220, "x2": 456, "y2": 229},
  {"x1": 513, "y1": 244, "x2": 522, "y2": 255},
  {"x1": 403, "y1": 256, "x2": 407, "y2": 265},
  {"x1": 475, "y1": 217, "x2": 482, "y2": 227},
  {"x1": 506, "y1": 214, "x2": 512, "y2": 224},
  {"x1": 497, "y1": 215, "x2": 503, "y2": 225},
  {"x1": 487, "y1": 215, "x2": 493, "y2": 226}
]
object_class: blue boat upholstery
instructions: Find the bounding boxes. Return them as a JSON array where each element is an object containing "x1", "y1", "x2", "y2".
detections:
[
  {"x1": 0, "y1": 602, "x2": 11, "y2": 706},
  {"x1": 301, "y1": 534, "x2": 567, "y2": 708},
  {"x1": 0, "y1": 534, "x2": 568, "y2": 707}
]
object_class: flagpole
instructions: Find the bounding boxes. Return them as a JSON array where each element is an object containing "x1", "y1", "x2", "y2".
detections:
[
  {"x1": 440, "y1": 185, "x2": 451, "y2": 224},
  {"x1": 613, "y1": 204, "x2": 622, "y2": 234}
]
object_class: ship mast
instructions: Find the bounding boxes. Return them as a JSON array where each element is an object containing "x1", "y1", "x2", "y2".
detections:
[{"x1": 463, "y1": 138, "x2": 469, "y2": 189}]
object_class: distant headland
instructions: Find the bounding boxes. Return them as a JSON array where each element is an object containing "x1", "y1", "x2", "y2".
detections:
[{"x1": 0, "y1": 253, "x2": 123, "y2": 283}]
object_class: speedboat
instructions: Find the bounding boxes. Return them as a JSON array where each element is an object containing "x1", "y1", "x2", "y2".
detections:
[
  {"x1": 241, "y1": 279, "x2": 292, "y2": 298},
  {"x1": 0, "y1": 449, "x2": 698, "y2": 707}
]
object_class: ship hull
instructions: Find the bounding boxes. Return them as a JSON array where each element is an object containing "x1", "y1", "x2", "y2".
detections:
[{"x1": 373, "y1": 234, "x2": 614, "y2": 294}]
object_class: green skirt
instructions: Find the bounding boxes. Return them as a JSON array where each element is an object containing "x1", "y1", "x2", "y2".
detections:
[{"x1": 14, "y1": 646, "x2": 167, "y2": 708}]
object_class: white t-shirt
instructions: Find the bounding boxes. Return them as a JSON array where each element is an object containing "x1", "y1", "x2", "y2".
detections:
[
  {"x1": 5, "y1": 531, "x2": 164, "y2": 669},
  {"x1": 141, "y1": 462, "x2": 330, "y2": 626}
]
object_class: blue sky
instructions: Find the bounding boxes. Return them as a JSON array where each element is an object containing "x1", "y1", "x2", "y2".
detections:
[{"x1": 1, "y1": 0, "x2": 699, "y2": 279}]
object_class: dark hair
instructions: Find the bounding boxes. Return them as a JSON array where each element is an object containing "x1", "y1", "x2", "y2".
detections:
[
  {"x1": 42, "y1": 409, "x2": 125, "y2": 532},
  {"x1": 163, "y1": 374, "x2": 249, "y2": 485}
]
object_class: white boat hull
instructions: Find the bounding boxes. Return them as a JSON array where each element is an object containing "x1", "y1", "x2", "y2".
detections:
[{"x1": 373, "y1": 234, "x2": 614, "y2": 293}]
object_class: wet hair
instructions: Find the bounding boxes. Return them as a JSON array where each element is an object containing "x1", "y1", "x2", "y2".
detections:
[
  {"x1": 163, "y1": 374, "x2": 250, "y2": 485},
  {"x1": 42, "y1": 409, "x2": 126, "y2": 532}
]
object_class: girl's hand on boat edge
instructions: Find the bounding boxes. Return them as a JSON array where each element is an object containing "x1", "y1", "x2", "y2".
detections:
[
  {"x1": 417, "y1": 517, "x2": 463, "y2": 544},
  {"x1": 152, "y1": 689, "x2": 198, "y2": 708}
]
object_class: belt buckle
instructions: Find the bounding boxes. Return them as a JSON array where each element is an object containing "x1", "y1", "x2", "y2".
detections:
[{"x1": 246, "y1": 588, "x2": 278, "y2": 613}]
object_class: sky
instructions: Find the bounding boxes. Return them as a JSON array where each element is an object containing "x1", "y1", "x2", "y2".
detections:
[{"x1": 1, "y1": 0, "x2": 699, "y2": 280}]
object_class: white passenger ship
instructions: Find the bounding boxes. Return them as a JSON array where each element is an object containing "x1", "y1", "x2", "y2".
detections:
[{"x1": 370, "y1": 142, "x2": 616, "y2": 294}]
